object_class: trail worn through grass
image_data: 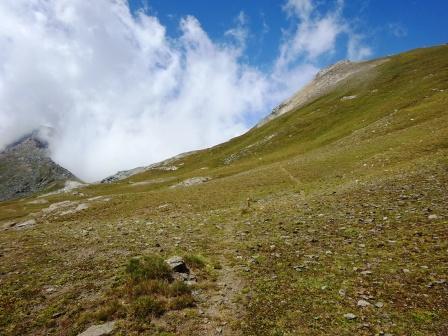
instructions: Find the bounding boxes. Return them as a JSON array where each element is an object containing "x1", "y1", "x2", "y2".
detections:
[{"x1": 197, "y1": 215, "x2": 245, "y2": 335}]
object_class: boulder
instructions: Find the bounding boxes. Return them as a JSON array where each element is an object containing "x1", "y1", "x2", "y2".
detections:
[
  {"x1": 165, "y1": 256, "x2": 189, "y2": 274},
  {"x1": 165, "y1": 256, "x2": 197, "y2": 284}
]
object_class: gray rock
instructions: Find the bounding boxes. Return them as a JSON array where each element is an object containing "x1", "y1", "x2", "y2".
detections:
[
  {"x1": 16, "y1": 219, "x2": 36, "y2": 230},
  {"x1": 341, "y1": 95, "x2": 357, "y2": 101},
  {"x1": 375, "y1": 302, "x2": 384, "y2": 308},
  {"x1": 357, "y1": 299, "x2": 371, "y2": 307},
  {"x1": 0, "y1": 129, "x2": 78, "y2": 201},
  {"x1": 428, "y1": 214, "x2": 438, "y2": 220},
  {"x1": 77, "y1": 321, "x2": 116, "y2": 336},
  {"x1": 75, "y1": 203, "x2": 89, "y2": 211},
  {"x1": 170, "y1": 176, "x2": 211, "y2": 188},
  {"x1": 165, "y1": 256, "x2": 190, "y2": 274},
  {"x1": 344, "y1": 313, "x2": 357, "y2": 320}
]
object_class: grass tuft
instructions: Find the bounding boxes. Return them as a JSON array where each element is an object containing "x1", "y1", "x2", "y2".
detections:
[
  {"x1": 126, "y1": 255, "x2": 172, "y2": 282},
  {"x1": 132, "y1": 296, "x2": 166, "y2": 319}
]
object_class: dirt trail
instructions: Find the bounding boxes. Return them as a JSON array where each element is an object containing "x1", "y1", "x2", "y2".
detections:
[
  {"x1": 197, "y1": 220, "x2": 245, "y2": 335},
  {"x1": 281, "y1": 166, "x2": 301, "y2": 186}
]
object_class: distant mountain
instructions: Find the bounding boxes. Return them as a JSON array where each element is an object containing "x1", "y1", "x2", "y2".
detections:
[
  {"x1": 255, "y1": 58, "x2": 388, "y2": 128},
  {"x1": 0, "y1": 131, "x2": 77, "y2": 201}
]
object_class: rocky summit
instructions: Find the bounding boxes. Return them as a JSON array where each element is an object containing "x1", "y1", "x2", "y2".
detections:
[
  {"x1": 0, "y1": 131, "x2": 77, "y2": 201},
  {"x1": 0, "y1": 46, "x2": 447, "y2": 335}
]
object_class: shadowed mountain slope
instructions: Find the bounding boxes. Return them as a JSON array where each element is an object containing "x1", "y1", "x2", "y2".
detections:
[{"x1": 0, "y1": 132, "x2": 77, "y2": 201}]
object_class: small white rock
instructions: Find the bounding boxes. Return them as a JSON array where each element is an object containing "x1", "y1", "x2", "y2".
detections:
[
  {"x1": 77, "y1": 321, "x2": 116, "y2": 336},
  {"x1": 344, "y1": 313, "x2": 356, "y2": 320},
  {"x1": 357, "y1": 299, "x2": 371, "y2": 307},
  {"x1": 375, "y1": 302, "x2": 384, "y2": 308}
]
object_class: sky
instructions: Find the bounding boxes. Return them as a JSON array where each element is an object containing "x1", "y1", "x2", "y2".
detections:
[{"x1": 0, "y1": 0, "x2": 446, "y2": 182}]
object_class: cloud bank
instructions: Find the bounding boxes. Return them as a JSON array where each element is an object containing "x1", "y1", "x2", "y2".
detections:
[{"x1": 0, "y1": 0, "x2": 371, "y2": 181}]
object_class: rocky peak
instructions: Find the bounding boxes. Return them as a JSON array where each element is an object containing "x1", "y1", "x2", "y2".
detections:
[
  {"x1": 0, "y1": 130, "x2": 77, "y2": 201},
  {"x1": 315, "y1": 60, "x2": 352, "y2": 79}
]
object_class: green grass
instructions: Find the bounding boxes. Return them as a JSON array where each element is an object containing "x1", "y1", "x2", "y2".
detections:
[
  {"x1": 0, "y1": 45, "x2": 447, "y2": 335},
  {"x1": 126, "y1": 255, "x2": 172, "y2": 282}
]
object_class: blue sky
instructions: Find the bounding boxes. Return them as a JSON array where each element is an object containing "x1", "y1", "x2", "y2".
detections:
[{"x1": 129, "y1": 0, "x2": 448, "y2": 71}]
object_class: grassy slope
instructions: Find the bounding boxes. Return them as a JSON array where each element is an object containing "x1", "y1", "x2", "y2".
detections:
[{"x1": 0, "y1": 45, "x2": 447, "y2": 335}]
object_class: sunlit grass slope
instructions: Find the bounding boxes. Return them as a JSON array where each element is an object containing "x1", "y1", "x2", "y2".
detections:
[{"x1": 0, "y1": 45, "x2": 447, "y2": 335}]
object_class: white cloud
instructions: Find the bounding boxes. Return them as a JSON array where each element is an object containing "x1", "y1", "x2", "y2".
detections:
[
  {"x1": 0, "y1": 0, "x2": 371, "y2": 182},
  {"x1": 277, "y1": 0, "x2": 371, "y2": 68},
  {"x1": 347, "y1": 33, "x2": 372, "y2": 60},
  {"x1": 225, "y1": 11, "x2": 249, "y2": 50},
  {"x1": 0, "y1": 1, "x2": 277, "y2": 181}
]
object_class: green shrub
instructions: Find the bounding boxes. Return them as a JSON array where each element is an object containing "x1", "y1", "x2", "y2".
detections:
[
  {"x1": 184, "y1": 254, "x2": 206, "y2": 269},
  {"x1": 132, "y1": 296, "x2": 166, "y2": 319},
  {"x1": 169, "y1": 294, "x2": 195, "y2": 310},
  {"x1": 93, "y1": 300, "x2": 126, "y2": 321},
  {"x1": 129, "y1": 279, "x2": 170, "y2": 297},
  {"x1": 168, "y1": 280, "x2": 191, "y2": 297},
  {"x1": 126, "y1": 255, "x2": 172, "y2": 282}
]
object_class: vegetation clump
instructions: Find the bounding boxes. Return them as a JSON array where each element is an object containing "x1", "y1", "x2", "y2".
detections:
[
  {"x1": 126, "y1": 255, "x2": 172, "y2": 282},
  {"x1": 123, "y1": 255, "x2": 195, "y2": 321},
  {"x1": 183, "y1": 254, "x2": 206, "y2": 269}
]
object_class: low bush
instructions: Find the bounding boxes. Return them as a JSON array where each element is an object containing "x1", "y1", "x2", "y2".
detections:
[
  {"x1": 168, "y1": 280, "x2": 191, "y2": 297},
  {"x1": 132, "y1": 296, "x2": 166, "y2": 319},
  {"x1": 169, "y1": 294, "x2": 195, "y2": 310},
  {"x1": 126, "y1": 255, "x2": 172, "y2": 282},
  {"x1": 184, "y1": 254, "x2": 206, "y2": 269}
]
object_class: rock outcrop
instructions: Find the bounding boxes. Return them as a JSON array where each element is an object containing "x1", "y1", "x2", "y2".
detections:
[
  {"x1": 256, "y1": 59, "x2": 388, "y2": 128},
  {"x1": 0, "y1": 131, "x2": 78, "y2": 201}
]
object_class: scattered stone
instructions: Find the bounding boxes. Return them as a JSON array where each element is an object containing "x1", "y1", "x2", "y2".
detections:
[
  {"x1": 170, "y1": 177, "x2": 211, "y2": 188},
  {"x1": 375, "y1": 302, "x2": 384, "y2": 308},
  {"x1": 42, "y1": 200, "x2": 75, "y2": 213},
  {"x1": 428, "y1": 214, "x2": 438, "y2": 220},
  {"x1": 77, "y1": 321, "x2": 116, "y2": 336},
  {"x1": 293, "y1": 264, "x2": 306, "y2": 271},
  {"x1": 165, "y1": 256, "x2": 195, "y2": 284},
  {"x1": 15, "y1": 219, "x2": 36, "y2": 230},
  {"x1": 165, "y1": 256, "x2": 189, "y2": 273},
  {"x1": 344, "y1": 313, "x2": 357, "y2": 320},
  {"x1": 2, "y1": 221, "x2": 17, "y2": 230},
  {"x1": 341, "y1": 95, "x2": 357, "y2": 101},
  {"x1": 76, "y1": 203, "x2": 89, "y2": 211},
  {"x1": 357, "y1": 299, "x2": 371, "y2": 307}
]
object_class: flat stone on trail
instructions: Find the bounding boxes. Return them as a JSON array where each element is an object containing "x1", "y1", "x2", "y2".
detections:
[{"x1": 77, "y1": 321, "x2": 116, "y2": 336}]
